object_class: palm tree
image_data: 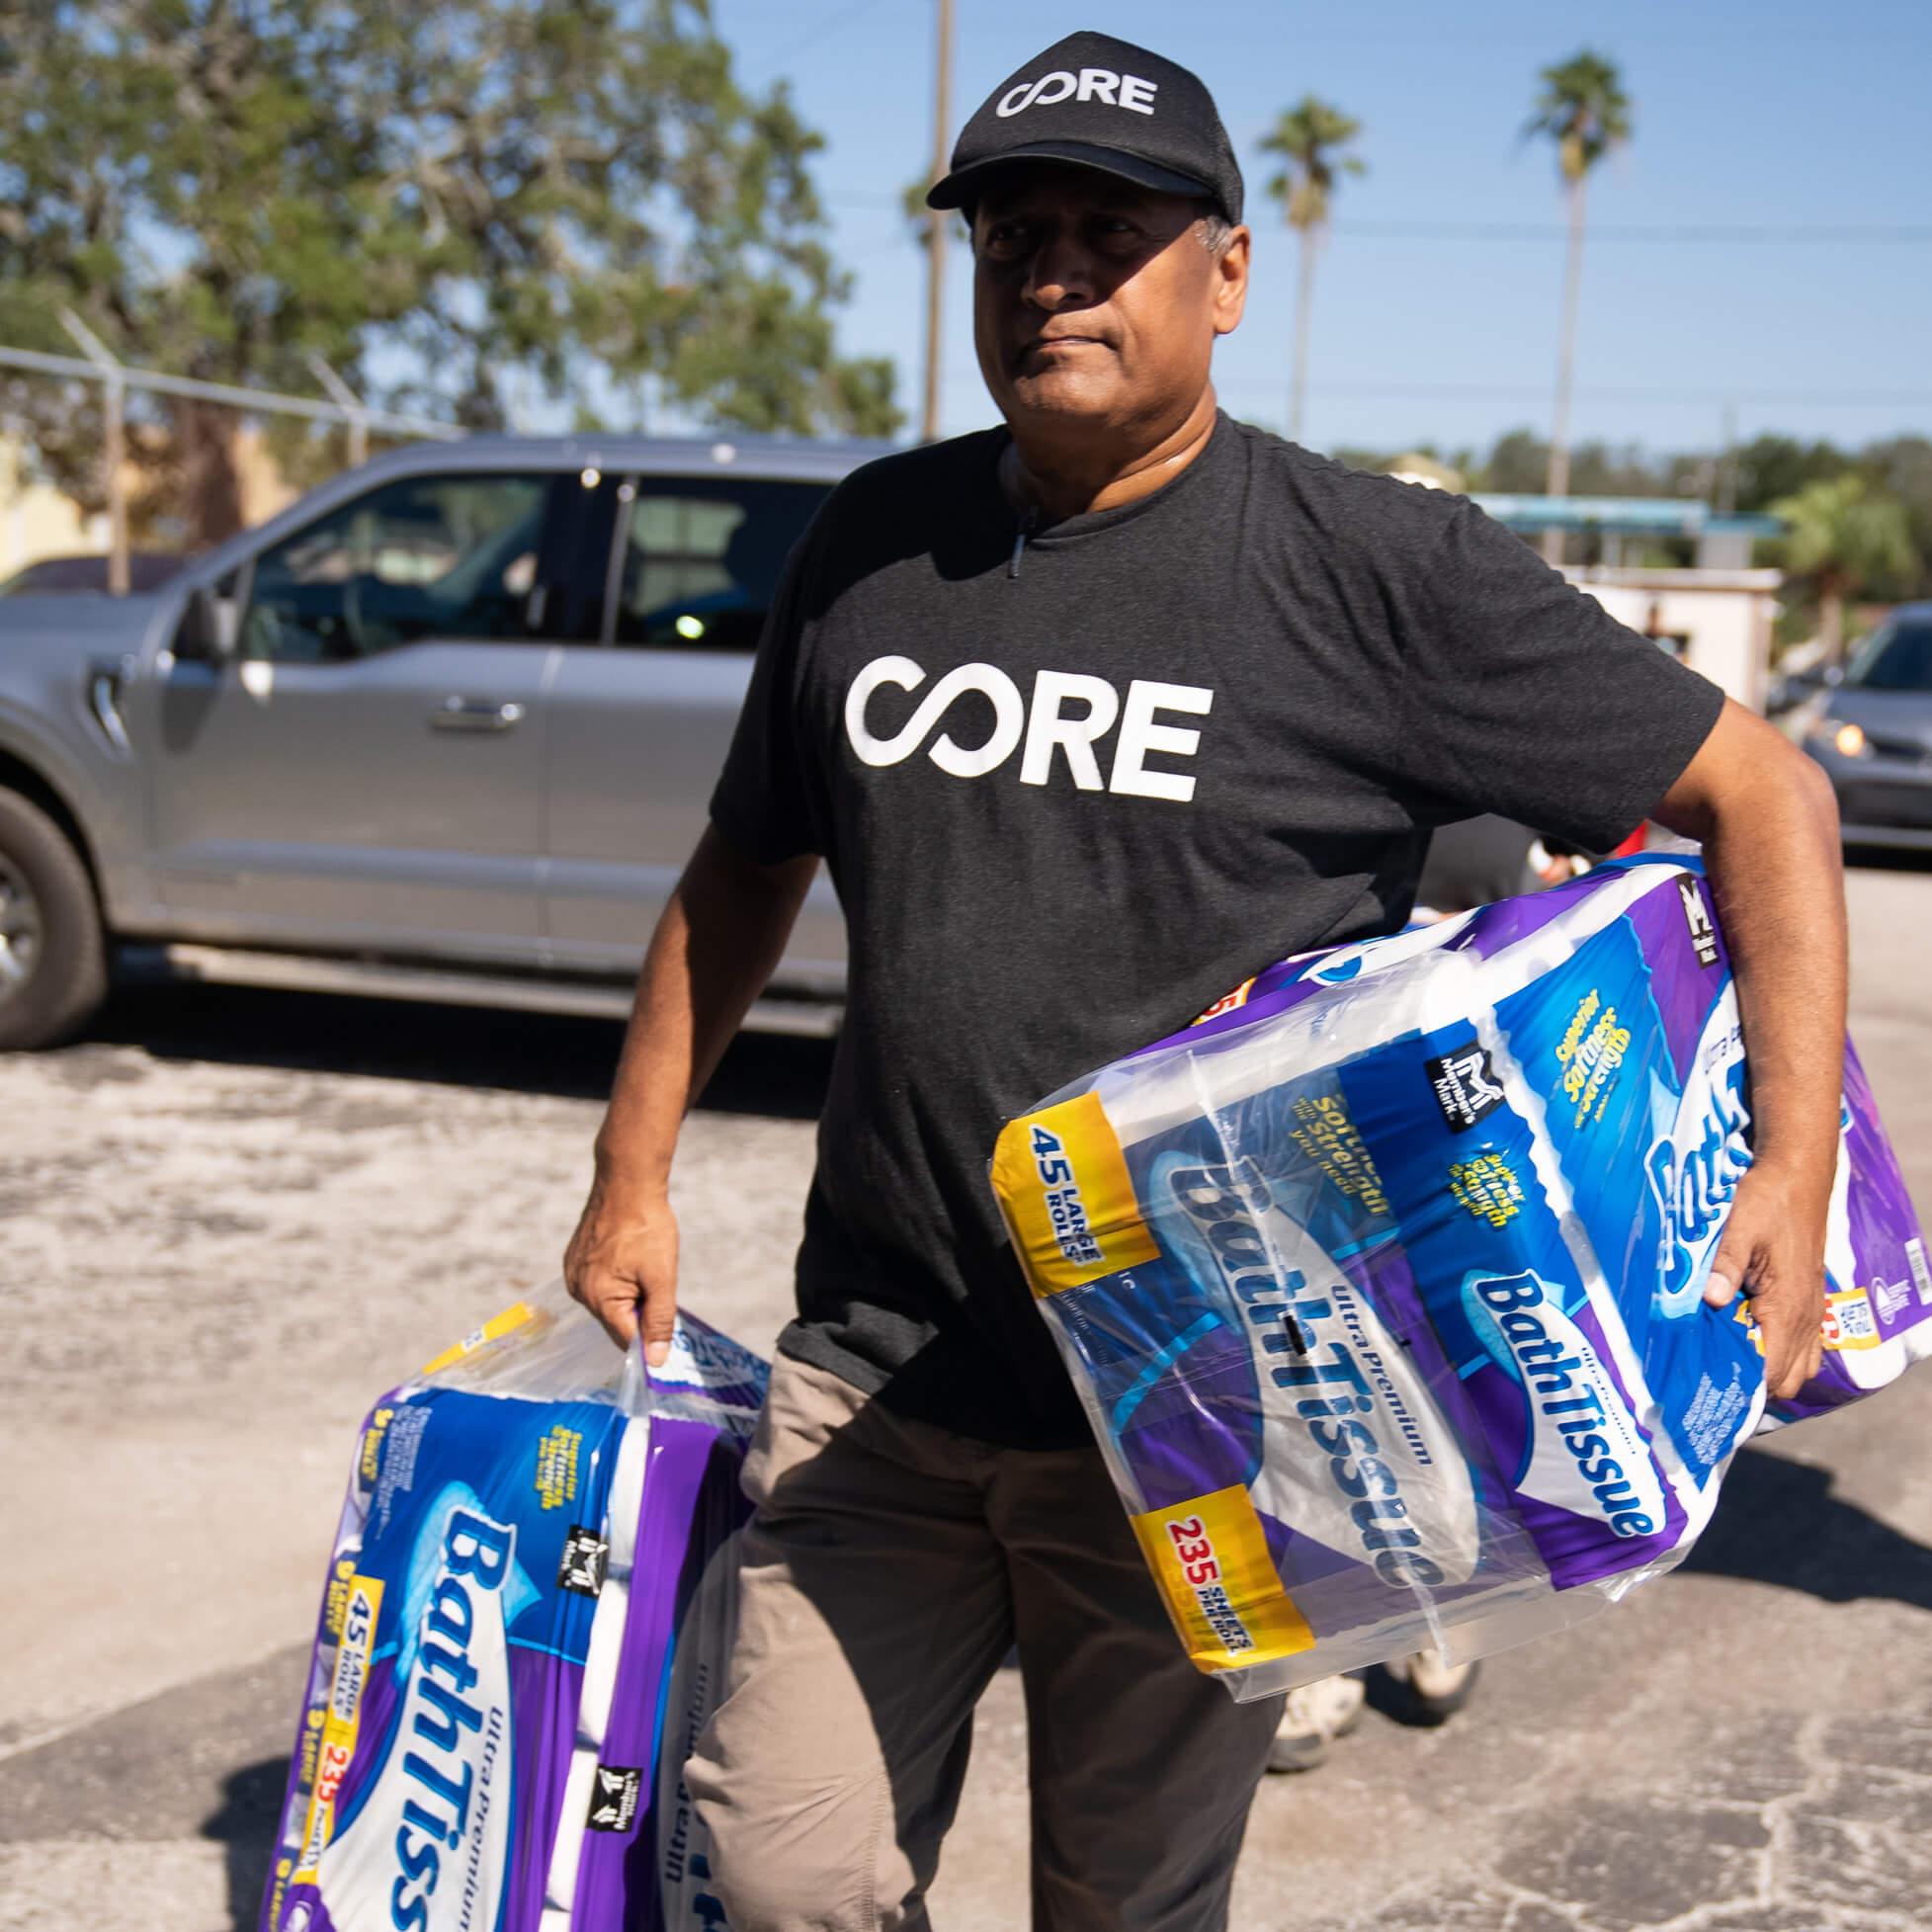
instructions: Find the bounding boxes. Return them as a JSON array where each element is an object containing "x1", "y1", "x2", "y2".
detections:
[
  {"x1": 1524, "y1": 50, "x2": 1631, "y2": 552},
  {"x1": 1260, "y1": 97, "x2": 1365, "y2": 447},
  {"x1": 1770, "y1": 474, "x2": 1920, "y2": 664}
]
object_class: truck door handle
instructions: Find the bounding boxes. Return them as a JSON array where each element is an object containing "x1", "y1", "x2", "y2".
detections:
[
  {"x1": 86, "y1": 654, "x2": 136, "y2": 752},
  {"x1": 430, "y1": 697, "x2": 527, "y2": 732}
]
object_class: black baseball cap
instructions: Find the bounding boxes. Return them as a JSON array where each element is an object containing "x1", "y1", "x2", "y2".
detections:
[{"x1": 927, "y1": 32, "x2": 1243, "y2": 225}]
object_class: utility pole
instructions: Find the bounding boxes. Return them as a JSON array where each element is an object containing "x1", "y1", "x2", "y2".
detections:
[
  {"x1": 922, "y1": 0, "x2": 954, "y2": 446},
  {"x1": 1718, "y1": 400, "x2": 1737, "y2": 517},
  {"x1": 1542, "y1": 175, "x2": 1587, "y2": 564},
  {"x1": 59, "y1": 310, "x2": 128, "y2": 596}
]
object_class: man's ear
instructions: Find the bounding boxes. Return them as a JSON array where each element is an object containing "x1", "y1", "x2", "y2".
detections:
[{"x1": 1213, "y1": 226, "x2": 1251, "y2": 336}]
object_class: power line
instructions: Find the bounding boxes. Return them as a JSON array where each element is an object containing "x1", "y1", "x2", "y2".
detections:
[
  {"x1": 822, "y1": 189, "x2": 1932, "y2": 246},
  {"x1": 1211, "y1": 376, "x2": 1932, "y2": 406},
  {"x1": 921, "y1": 364, "x2": 1932, "y2": 415},
  {"x1": 1330, "y1": 221, "x2": 1932, "y2": 245},
  {"x1": 764, "y1": 0, "x2": 893, "y2": 70}
]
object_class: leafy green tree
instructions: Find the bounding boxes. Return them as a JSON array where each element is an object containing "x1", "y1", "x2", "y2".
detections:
[
  {"x1": 1771, "y1": 473, "x2": 1920, "y2": 661},
  {"x1": 1859, "y1": 435, "x2": 1932, "y2": 598},
  {"x1": 335, "y1": 0, "x2": 896, "y2": 441},
  {"x1": 1523, "y1": 49, "x2": 1631, "y2": 522},
  {"x1": 1727, "y1": 435, "x2": 1854, "y2": 515},
  {"x1": 1470, "y1": 429, "x2": 1546, "y2": 494},
  {"x1": 1259, "y1": 96, "x2": 1364, "y2": 447},
  {"x1": 0, "y1": 0, "x2": 394, "y2": 544},
  {"x1": 902, "y1": 178, "x2": 970, "y2": 253},
  {"x1": 0, "y1": 0, "x2": 896, "y2": 547},
  {"x1": 1728, "y1": 435, "x2": 1932, "y2": 601},
  {"x1": 1470, "y1": 427, "x2": 1690, "y2": 500}
]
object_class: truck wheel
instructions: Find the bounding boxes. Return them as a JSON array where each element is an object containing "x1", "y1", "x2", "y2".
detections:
[{"x1": 0, "y1": 787, "x2": 107, "y2": 1050}]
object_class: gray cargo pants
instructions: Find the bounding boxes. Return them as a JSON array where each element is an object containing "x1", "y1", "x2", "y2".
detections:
[{"x1": 684, "y1": 1355, "x2": 1283, "y2": 1932}]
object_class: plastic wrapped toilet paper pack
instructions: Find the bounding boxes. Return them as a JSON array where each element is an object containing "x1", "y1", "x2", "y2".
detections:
[
  {"x1": 991, "y1": 857, "x2": 1928, "y2": 1701},
  {"x1": 258, "y1": 1286, "x2": 766, "y2": 1932}
]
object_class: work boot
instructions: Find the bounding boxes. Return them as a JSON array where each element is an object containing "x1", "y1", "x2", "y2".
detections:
[{"x1": 1266, "y1": 1672, "x2": 1366, "y2": 1772}]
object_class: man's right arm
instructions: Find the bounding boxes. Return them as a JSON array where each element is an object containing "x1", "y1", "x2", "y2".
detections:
[{"x1": 563, "y1": 824, "x2": 819, "y2": 1358}]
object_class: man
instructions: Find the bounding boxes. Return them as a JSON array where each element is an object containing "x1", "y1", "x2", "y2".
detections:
[
  {"x1": 565, "y1": 32, "x2": 1845, "y2": 1932},
  {"x1": 1415, "y1": 814, "x2": 1556, "y2": 915}
]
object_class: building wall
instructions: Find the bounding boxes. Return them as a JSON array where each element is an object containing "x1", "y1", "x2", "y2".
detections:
[
  {"x1": 0, "y1": 426, "x2": 301, "y2": 575},
  {"x1": 1565, "y1": 567, "x2": 1782, "y2": 712},
  {"x1": 235, "y1": 430, "x2": 301, "y2": 529},
  {"x1": 0, "y1": 442, "x2": 103, "y2": 577}
]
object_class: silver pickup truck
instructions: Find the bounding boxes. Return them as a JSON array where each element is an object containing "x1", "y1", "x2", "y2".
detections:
[{"x1": 0, "y1": 434, "x2": 871, "y2": 1050}]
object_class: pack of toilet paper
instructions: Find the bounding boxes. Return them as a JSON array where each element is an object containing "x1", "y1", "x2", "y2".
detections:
[
  {"x1": 258, "y1": 1286, "x2": 765, "y2": 1932},
  {"x1": 991, "y1": 857, "x2": 1928, "y2": 1700}
]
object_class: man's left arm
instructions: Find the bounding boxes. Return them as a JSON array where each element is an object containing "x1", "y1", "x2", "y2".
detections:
[{"x1": 1653, "y1": 697, "x2": 1846, "y2": 1398}]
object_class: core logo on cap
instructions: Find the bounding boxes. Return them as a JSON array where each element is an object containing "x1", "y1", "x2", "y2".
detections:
[
  {"x1": 996, "y1": 66, "x2": 1158, "y2": 120},
  {"x1": 930, "y1": 32, "x2": 1244, "y2": 223}
]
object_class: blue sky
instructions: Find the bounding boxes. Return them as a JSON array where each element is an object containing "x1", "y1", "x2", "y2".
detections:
[{"x1": 714, "y1": 0, "x2": 1932, "y2": 459}]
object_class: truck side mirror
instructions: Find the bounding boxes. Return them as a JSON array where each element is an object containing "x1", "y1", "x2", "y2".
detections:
[{"x1": 171, "y1": 578, "x2": 240, "y2": 664}]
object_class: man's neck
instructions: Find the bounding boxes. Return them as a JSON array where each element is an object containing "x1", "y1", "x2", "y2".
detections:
[{"x1": 999, "y1": 387, "x2": 1219, "y2": 525}]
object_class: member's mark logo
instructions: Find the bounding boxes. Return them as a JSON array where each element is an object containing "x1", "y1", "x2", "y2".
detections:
[
  {"x1": 1426, "y1": 1044, "x2": 1506, "y2": 1134},
  {"x1": 1677, "y1": 875, "x2": 1721, "y2": 968},
  {"x1": 556, "y1": 1525, "x2": 610, "y2": 1597},
  {"x1": 586, "y1": 1764, "x2": 643, "y2": 1833}
]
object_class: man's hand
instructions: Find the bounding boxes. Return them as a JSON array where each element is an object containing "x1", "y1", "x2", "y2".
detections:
[
  {"x1": 564, "y1": 1172, "x2": 679, "y2": 1361},
  {"x1": 1657, "y1": 699, "x2": 1845, "y2": 1407},
  {"x1": 559, "y1": 828, "x2": 818, "y2": 1362},
  {"x1": 1702, "y1": 1158, "x2": 1829, "y2": 1400}
]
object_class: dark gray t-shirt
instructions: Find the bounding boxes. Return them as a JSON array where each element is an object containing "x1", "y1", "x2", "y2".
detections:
[{"x1": 712, "y1": 415, "x2": 1724, "y2": 1448}]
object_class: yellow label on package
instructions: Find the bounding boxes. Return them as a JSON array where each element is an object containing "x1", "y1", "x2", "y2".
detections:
[
  {"x1": 1192, "y1": 976, "x2": 1255, "y2": 1024},
  {"x1": 421, "y1": 1300, "x2": 537, "y2": 1375},
  {"x1": 1131, "y1": 1484, "x2": 1316, "y2": 1674},
  {"x1": 358, "y1": 1409, "x2": 394, "y2": 1484},
  {"x1": 1822, "y1": 1285, "x2": 1882, "y2": 1351},
  {"x1": 991, "y1": 1093, "x2": 1160, "y2": 1295},
  {"x1": 294, "y1": 1571, "x2": 383, "y2": 1882}
]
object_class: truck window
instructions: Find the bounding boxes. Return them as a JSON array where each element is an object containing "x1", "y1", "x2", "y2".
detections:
[
  {"x1": 241, "y1": 472, "x2": 559, "y2": 662},
  {"x1": 611, "y1": 479, "x2": 830, "y2": 653}
]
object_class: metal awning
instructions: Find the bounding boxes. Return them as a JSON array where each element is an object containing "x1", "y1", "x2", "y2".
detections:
[{"x1": 1472, "y1": 495, "x2": 1783, "y2": 539}]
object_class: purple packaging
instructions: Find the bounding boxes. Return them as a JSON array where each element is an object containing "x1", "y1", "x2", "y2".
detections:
[
  {"x1": 992, "y1": 857, "x2": 1928, "y2": 1697},
  {"x1": 257, "y1": 1287, "x2": 765, "y2": 1931}
]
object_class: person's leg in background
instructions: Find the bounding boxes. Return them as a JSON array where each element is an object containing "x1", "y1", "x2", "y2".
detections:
[
  {"x1": 1266, "y1": 1653, "x2": 1480, "y2": 1774},
  {"x1": 686, "y1": 1356, "x2": 1018, "y2": 1932},
  {"x1": 993, "y1": 1445, "x2": 1284, "y2": 1932},
  {"x1": 1267, "y1": 1672, "x2": 1367, "y2": 1773},
  {"x1": 1383, "y1": 1649, "x2": 1481, "y2": 1725}
]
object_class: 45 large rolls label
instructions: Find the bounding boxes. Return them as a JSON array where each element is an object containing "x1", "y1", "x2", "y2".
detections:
[{"x1": 992, "y1": 1094, "x2": 1161, "y2": 1295}]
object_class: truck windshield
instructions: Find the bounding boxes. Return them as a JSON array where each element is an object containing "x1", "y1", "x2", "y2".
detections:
[{"x1": 1846, "y1": 623, "x2": 1932, "y2": 692}]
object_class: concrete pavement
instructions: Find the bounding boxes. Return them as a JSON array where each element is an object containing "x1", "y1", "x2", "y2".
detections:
[{"x1": 3, "y1": 861, "x2": 1929, "y2": 1930}]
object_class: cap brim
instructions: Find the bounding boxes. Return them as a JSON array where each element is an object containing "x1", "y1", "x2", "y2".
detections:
[{"x1": 927, "y1": 141, "x2": 1217, "y2": 213}]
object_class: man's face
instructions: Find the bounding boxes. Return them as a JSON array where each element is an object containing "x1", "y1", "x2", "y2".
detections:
[{"x1": 970, "y1": 166, "x2": 1248, "y2": 442}]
